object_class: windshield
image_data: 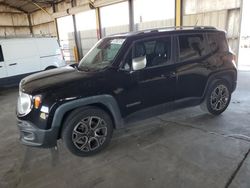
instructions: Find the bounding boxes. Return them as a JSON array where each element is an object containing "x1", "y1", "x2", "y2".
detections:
[{"x1": 78, "y1": 37, "x2": 125, "y2": 71}]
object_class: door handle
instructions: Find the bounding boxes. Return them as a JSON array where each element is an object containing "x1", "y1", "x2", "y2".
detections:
[
  {"x1": 166, "y1": 71, "x2": 176, "y2": 78},
  {"x1": 161, "y1": 72, "x2": 176, "y2": 79},
  {"x1": 170, "y1": 71, "x2": 176, "y2": 77},
  {"x1": 9, "y1": 63, "x2": 17, "y2": 66}
]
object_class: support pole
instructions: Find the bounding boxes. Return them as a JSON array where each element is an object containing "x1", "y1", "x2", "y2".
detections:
[
  {"x1": 71, "y1": 0, "x2": 82, "y2": 61},
  {"x1": 27, "y1": 14, "x2": 33, "y2": 35},
  {"x1": 72, "y1": 14, "x2": 82, "y2": 61},
  {"x1": 95, "y1": 7, "x2": 102, "y2": 39},
  {"x1": 128, "y1": 0, "x2": 134, "y2": 32},
  {"x1": 175, "y1": 0, "x2": 183, "y2": 27},
  {"x1": 54, "y1": 18, "x2": 59, "y2": 38},
  {"x1": 52, "y1": 3, "x2": 59, "y2": 38}
]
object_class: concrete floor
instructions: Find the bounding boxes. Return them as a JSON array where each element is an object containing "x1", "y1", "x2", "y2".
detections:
[{"x1": 0, "y1": 72, "x2": 250, "y2": 188}]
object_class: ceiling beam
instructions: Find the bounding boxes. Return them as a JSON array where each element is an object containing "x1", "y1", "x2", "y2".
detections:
[
  {"x1": 27, "y1": 0, "x2": 64, "y2": 14},
  {"x1": 0, "y1": 2, "x2": 28, "y2": 14},
  {"x1": 0, "y1": 0, "x2": 58, "y2": 14},
  {"x1": 19, "y1": 0, "x2": 51, "y2": 13},
  {"x1": 0, "y1": 25, "x2": 30, "y2": 28},
  {"x1": 0, "y1": 11, "x2": 26, "y2": 14},
  {"x1": 18, "y1": 1, "x2": 32, "y2": 9}
]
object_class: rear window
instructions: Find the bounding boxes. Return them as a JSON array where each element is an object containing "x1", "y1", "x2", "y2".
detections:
[
  {"x1": 207, "y1": 33, "x2": 228, "y2": 53},
  {"x1": 0, "y1": 45, "x2": 4, "y2": 62},
  {"x1": 178, "y1": 34, "x2": 206, "y2": 62}
]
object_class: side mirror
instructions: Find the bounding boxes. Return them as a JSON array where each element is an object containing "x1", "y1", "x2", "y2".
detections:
[{"x1": 132, "y1": 56, "x2": 147, "y2": 71}]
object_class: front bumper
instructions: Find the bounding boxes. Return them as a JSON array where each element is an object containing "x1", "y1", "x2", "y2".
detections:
[
  {"x1": 232, "y1": 80, "x2": 237, "y2": 92},
  {"x1": 17, "y1": 119, "x2": 58, "y2": 148}
]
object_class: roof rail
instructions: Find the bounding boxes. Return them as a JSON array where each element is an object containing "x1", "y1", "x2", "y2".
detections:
[
  {"x1": 135, "y1": 25, "x2": 217, "y2": 35},
  {"x1": 104, "y1": 26, "x2": 217, "y2": 37},
  {"x1": 193, "y1": 26, "x2": 216, "y2": 29},
  {"x1": 0, "y1": 34, "x2": 55, "y2": 39}
]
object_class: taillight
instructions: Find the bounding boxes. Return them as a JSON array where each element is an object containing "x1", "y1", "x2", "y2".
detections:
[{"x1": 221, "y1": 52, "x2": 236, "y2": 64}]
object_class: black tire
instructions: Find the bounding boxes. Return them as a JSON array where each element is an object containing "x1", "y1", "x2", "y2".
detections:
[
  {"x1": 62, "y1": 107, "x2": 113, "y2": 157},
  {"x1": 201, "y1": 80, "x2": 231, "y2": 115}
]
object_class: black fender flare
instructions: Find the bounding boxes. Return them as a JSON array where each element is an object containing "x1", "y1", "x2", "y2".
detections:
[
  {"x1": 202, "y1": 69, "x2": 237, "y2": 100},
  {"x1": 51, "y1": 95, "x2": 124, "y2": 138}
]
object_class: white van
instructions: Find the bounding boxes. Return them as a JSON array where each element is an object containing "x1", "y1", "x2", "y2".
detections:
[{"x1": 0, "y1": 37, "x2": 66, "y2": 87}]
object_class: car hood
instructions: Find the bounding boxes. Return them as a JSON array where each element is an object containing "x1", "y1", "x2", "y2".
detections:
[{"x1": 20, "y1": 65, "x2": 100, "y2": 95}]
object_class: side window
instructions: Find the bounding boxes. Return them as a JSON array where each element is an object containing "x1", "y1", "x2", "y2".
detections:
[
  {"x1": 207, "y1": 33, "x2": 228, "y2": 53},
  {"x1": 144, "y1": 41, "x2": 156, "y2": 54},
  {"x1": 133, "y1": 37, "x2": 172, "y2": 68},
  {"x1": 0, "y1": 45, "x2": 4, "y2": 62},
  {"x1": 178, "y1": 34, "x2": 206, "y2": 62}
]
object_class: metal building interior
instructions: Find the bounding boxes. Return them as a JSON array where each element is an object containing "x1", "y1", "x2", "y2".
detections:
[{"x1": 0, "y1": 0, "x2": 250, "y2": 187}]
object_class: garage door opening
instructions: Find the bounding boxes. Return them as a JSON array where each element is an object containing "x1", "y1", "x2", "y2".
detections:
[
  {"x1": 238, "y1": 0, "x2": 250, "y2": 70},
  {"x1": 100, "y1": 2, "x2": 129, "y2": 36},
  {"x1": 75, "y1": 10, "x2": 98, "y2": 57},
  {"x1": 57, "y1": 16, "x2": 76, "y2": 63},
  {"x1": 134, "y1": 0, "x2": 175, "y2": 30}
]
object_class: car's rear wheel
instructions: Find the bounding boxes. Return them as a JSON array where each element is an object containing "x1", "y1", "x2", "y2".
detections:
[
  {"x1": 201, "y1": 80, "x2": 231, "y2": 115},
  {"x1": 62, "y1": 107, "x2": 113, "y2": 157}
]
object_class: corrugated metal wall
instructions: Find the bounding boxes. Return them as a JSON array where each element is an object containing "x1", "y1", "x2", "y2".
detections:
[
  {"x1": 0, "y1": 4, "x2": 30, "y2": 36},
  {"x1": 30, "y1": 7, "x2": 56, "y2": 36}
]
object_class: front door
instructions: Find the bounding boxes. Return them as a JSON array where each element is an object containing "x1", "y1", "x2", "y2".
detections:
[{"x1": 115, "y1": 36, "x2": 177, "y2": 116}]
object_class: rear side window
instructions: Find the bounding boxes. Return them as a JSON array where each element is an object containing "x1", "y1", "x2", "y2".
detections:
[
  {"x1": 207, "y1": 33, "x2": 228, "y2": 53},
  {"x1": 178, "y1": 34, "x2": 206, "y2": 62},
  {"x1": 0, "y1": 45, "x2": 4, "y2": 62}
]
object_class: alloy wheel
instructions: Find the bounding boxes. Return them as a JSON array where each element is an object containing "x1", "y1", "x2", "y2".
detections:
[
  {"x1": 210, "y1": 84, "x2": 229, "y2": 111},
  {"x1": 72, "y1": 116, "x2": 108, "y2": 151}
]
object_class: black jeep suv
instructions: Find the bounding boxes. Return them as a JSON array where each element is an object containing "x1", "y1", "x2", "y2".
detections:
[{"x1": 17, "y1": 26, "x2": 237, "y2": 156}]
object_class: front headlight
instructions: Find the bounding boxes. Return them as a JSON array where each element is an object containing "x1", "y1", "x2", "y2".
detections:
[{"x1": 17, "y1": 92, "x2": 32, "y2": 116}]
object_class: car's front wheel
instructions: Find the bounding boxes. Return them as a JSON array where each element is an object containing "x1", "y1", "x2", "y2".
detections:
[
  {"x1": 62, "y1": 107, "x2": 113, "y2": 157},
  {"x1": 201, "y1": 80, "x2": 231, "y2": 115}
]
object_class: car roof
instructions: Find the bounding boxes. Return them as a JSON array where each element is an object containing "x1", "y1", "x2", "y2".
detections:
[{"x1": 107, "y1": 26, "x2": 225, "y2": 40}]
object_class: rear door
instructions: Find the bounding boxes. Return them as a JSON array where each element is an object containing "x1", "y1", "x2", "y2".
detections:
[
  {"x1": 175, "y1": 33, "x2": 211, "y2": 100},
  {"x1": 4, "y1": 39, "x2": 40, "y2": 77},
  {"x1": 0, "y1": 44, "x2": 7, "y2": 79}
]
